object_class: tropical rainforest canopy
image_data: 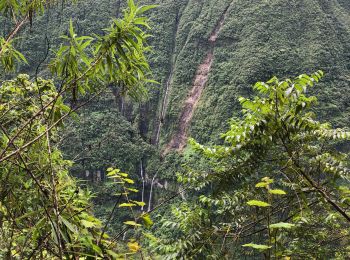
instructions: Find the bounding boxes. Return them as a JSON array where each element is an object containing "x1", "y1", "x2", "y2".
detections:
[{"x1": 0, "y1": 0, "x2": 349, "y2": 259}]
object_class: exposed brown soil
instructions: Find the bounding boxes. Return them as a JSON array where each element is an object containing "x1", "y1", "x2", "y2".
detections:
[
  {"x1": 164, "y1": 51, "x2": 214, "y2": 153},
  {"x1": 164, "y1": 7, "x2": 230, "y2": 154}
]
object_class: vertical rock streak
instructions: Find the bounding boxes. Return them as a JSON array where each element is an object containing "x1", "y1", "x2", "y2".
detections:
[
  {"x1": 153, "y1": 8, "x2": 184, "y2": 145},
  {"x1": 164, "y1": 6, "x2": 231, "y2": 153}
]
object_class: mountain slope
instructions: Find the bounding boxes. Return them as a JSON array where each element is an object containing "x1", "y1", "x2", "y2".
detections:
[
  {"x1": 5, "y1": 0, "x2": 350, "y2": 182},
  {"x1": 164, "y1": 4, "x2": 231, "y2": 153},
  {"x1": 153, "y1": 0, "x2": 350, "y2": 149}
]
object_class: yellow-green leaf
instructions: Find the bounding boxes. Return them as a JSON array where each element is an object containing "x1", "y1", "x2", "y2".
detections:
[
  {"x1": 261, "y1": 177, "x2": 273, "y2": 184},
  {"x1": 269, "y1": 222, "x2": 295, "y2": 229},
  {"x1": 119, "y1": 203, "x2": 136, "y2": 207},
  {"x1": 124, "y1": 221, "x2": 141, "y2": 227},
  {"x1": 142, "y1": 214, "x2": 153, "y2": 228},
  {"x1": 127, "y1": 241, "x2": 140, "y2": 252},
  {"x1": 81, "y1": 220, "x2": 95, "y2": 228},
  {"x1": 124, "y1": 178, "x2": 135, "y2": 184},
  {"x1": 269, "y1": 189, "x2": 286, "y2": 195},
  {"x1": 242, "y1": 243, "x2": 271, "y2": 250},
  {"x1": 118, "y1": 172, "x2": 128, "y2": 177},
  {"x1": 127, "y1": 188, "x2": 139, "y2": 192},
  {"x1": 132, "y1": 201, "x2": 146, "y2": 207},
  {"x1": 255, "y1": 182, "x2": 267, "y2": 188},
  {"x1": 247, "y1": 200, "x2": 270, "y2": 207}
]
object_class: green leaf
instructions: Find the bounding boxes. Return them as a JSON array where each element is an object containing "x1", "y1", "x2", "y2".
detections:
[
  {"x1": 247, "y1": 200, "x2": 271, "y2": 207},
  {"x1": 242, "y1": 243, "x2": 271, "y2": 250},
  {"x1": 127, "y1": 188, "x2": 139, "y2": 192},
  {"x1": 124, "y1": 221, "x2": 141, "y2": 227},
  {"x1": 269, "y1": 189, "x2": 286, "y2": 195},
  {"x1": 124, "y1": 178, "x2": 135, "y2": 184},
  {"x1": 81, "y1": 220, "x2": 95, "y2": 228},
  {"x1": 107, "y1": 169, "x2": 120, "y2": 176},
  {"x1": 1, "y1": 134, "x2": 9, "y2": 145},
  {"x1": 60, "y1": 216, "x2": 77, "y2": 233},
  {"x1": 136, "y1": 5, "x2": 157, "y2": 15},
  {"x1": 92, "y1": 244, "x2": 103, "y2": 256},
  {"x1": 269, "y1": 222, "x2": 295, "y2": 229},
  {"x1": 261, "y1": 177, "x2": 273, "y2": 184},
  {"x1": 106, "y1": 250, "x2": 120, "y2": 259},
  {"x1": 132, "y1": 201, "x2": 146, "y2": 207},
  {"x1": 142, "y1": 214, "x2": 153, "y2": 228},
  {"x1": 69, "y1": 19, "x2": 75, "y2": 37},
  {"x1": 255, "y1": 182, "x2": 268, "y2": 188}
]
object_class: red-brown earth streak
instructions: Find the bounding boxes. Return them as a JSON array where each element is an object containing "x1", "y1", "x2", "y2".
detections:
[{"x1": 164, "y1": 5, "x2": 231, "y2": 154}]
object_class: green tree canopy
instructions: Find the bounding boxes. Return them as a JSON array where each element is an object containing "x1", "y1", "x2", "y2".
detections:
[
  {"x1": 0, "y1": 0, "x2": 156, "y2": 258},
  {"x1": 153, "y1": 71, "x2": 350, "y2": 259}
]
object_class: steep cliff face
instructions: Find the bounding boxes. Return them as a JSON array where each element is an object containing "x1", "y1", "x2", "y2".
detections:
[
  {"x1": 12, "y1": 0, "x2": 350, "y2": 178},
  {"x1": 150, "y1": 0, "x2": 350, "y2": 150},
  {"x1": 147, "y1": 0, "x2": 234, "y2": 147},
  {"x1": 164, "y1": 4, "x2": 232, "y2": 153}
]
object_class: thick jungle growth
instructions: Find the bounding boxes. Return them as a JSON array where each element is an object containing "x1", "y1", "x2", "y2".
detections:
[
  {"x1": 154, "y1": 71, "x2": 350, "y2": 259},
  {"x1": 0, "y1": 0, "x2": 155, "y2": 258}
]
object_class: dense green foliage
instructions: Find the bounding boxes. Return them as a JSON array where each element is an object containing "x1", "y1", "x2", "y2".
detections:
[
  {"x1": 1, "y1": 0, "x2": 350, "y2": 258},
  {"x1": 8, "y1": 0, "x2": 349, "y2": 182},
  {"x1": 48, "y1": 0, "x2": 350, "y2": 184},
  {"x1": 0, "y1": 0, "x2": 156, "y2": 258},
  {"x1": 153, "y1": 71, "x2": 350, "y2": 259}
]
